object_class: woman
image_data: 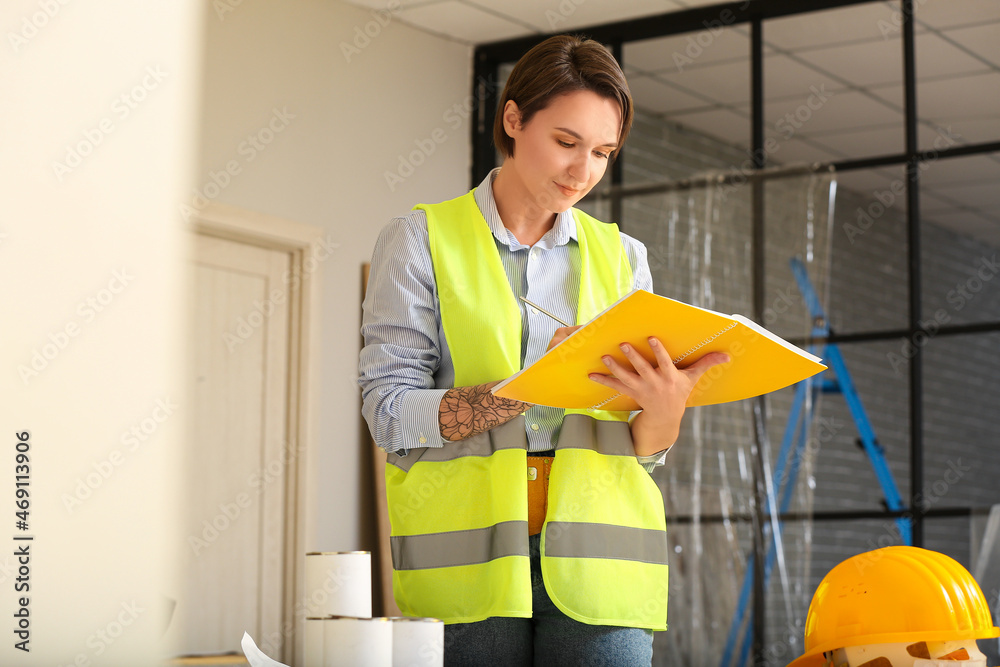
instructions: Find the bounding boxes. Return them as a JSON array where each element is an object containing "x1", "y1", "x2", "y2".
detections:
[{"x1": 359, "y1": 34, "x2": 727, "y2": 666}]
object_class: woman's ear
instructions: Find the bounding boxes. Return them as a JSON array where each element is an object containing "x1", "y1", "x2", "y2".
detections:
[{"x1": 501, "y1": 100, "x2": 522, "y2": 138}]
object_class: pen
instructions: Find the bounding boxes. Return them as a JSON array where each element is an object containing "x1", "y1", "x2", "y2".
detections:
[{"x1": 519, "y1": 296, "x2": 572, "y2": 327}]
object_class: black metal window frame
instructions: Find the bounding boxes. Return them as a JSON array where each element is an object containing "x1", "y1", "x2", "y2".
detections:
[{"x1": 470, "y1": 0, "x2": 1000, "y2": 660}]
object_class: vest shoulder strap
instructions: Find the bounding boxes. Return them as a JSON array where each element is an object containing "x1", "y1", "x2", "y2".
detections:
[
  {"x1": 418, "y1": 192, "x2": 521, "y2": 386},
  {"x1": 571, "y1": 208, "x2": 633, "y2": 323}
]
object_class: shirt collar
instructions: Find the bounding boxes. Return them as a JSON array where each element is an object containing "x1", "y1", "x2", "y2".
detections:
[{"x1": 473, "y1": 167, "x2": 577, "y2": 250}]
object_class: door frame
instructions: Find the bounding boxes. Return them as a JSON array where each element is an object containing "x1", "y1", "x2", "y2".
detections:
[{"x1": 190, "y1": 201, "x2": 324, "y2": 665}]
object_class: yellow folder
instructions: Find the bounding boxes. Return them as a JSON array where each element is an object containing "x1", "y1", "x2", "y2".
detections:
[{"x1": 492, "y1": 289, "x2": 826, "y2": 410}]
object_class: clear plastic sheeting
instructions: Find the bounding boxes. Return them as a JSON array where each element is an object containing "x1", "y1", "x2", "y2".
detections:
[
  {"x1": 972, "y1": 505, "x2": 1000, "y2": 665},
  {"x1": 605, "y1": 169, "x2": 837, "y2": 667}
]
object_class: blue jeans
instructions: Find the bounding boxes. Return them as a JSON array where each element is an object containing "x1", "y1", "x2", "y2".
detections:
[{"x1": 443, "y1": 534, "x2": 654, "y2": 666}]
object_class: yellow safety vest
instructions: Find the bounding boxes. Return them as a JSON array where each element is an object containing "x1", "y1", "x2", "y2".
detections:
[{"x1": 385, "y1": 191, "x2": 669, "y2": 630}]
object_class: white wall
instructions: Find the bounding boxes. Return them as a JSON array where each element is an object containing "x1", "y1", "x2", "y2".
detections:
[
  {"x1": 1, "y1": 0, "x2": 202, "y2": 664},
  {"x1": 1, "y1": 1, "x2": 470, "y2": 660},
  {"x1": 194, "y1": 0, "x2": 472, "y2": 553}
]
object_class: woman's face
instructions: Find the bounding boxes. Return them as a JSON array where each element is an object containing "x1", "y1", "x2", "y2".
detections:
[{"x1": 503, "y1": 89, "x2": 621, "y2": 214}]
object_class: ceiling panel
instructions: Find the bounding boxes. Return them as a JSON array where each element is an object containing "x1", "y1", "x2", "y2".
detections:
[
  {"x1": 764, "y1": 54, "x2": 853, "y2": 101},
  {"x1": 662, "y1": 59, "x2": 751, "y2": 106},
  {"x1": 764, "y1": 136, "x2": 843, "y2": 167},
  {"x1": 915, "y1": 32, "x2": 995, "y2": 79},
  {"x1": 913, "y1": 0, "x2": 1000, "y2": 30},
  {"x1": 464, "y1": 0, "x2": 683, "y2": 34},
  {"x1": 809, "y1": 126, "x2": 904, "y2": 159},
  {"x1": 941, "y1": 23, "x2": 1000, "y2": 69},
  {"x1": 623, "y1": 27, "x2": 754, "y2": 74},
  {"x1": 743, "y1": 82, "x2": 906, "y2": 163},
  {"x1": 918, "y1": 72, "x2": 1000, "y2": 120},
  {"x1": 870, "y1": 79, "x2": 1000, "y2": 149},
  {"x1": 763, "y1": 2, "x2": 909, "y2": 52},
  {"x1": 628, "y1": 74, "x2": 715, "y2": 115},
  {"x1": 664, "y1": 107, "x2": 749, "y2": 149},
  {"x1": 395, "y1": 1, "x2": 530, "y2": 43},
  {"x1": 755, "y1": 118, "x2": 905, "y2": 165},
  {"x1": 792, "y1": 39, "x2": 903, "y2": 88},
  {"x1": 672, "y1": 0, "x2": 736, "y2": 7},
  {"x1": 344, "y1": 0, "x2": 438, "y2": 9},
  {"x1": 921, "y1": 118, "x2": 1000, "y2": 147},
  {"x1": 914, "y1": 117, "x2": 957, "y2": 148},
  {"x1": 763, "y1": 90, "x2": 903, "y2": 136}
]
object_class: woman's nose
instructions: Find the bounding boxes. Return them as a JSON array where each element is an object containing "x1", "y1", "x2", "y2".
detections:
[{"x1": 567, "y1": 152, "x2": 590, "y2": 185}]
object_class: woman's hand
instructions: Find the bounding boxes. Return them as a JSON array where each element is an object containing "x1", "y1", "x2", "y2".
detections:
[
  {"x1": 546, "y1": 325, "x2": 582, "y2": 350},
  {"x1": 588, "y1": 336, "x2": 730, "y2": 457}
]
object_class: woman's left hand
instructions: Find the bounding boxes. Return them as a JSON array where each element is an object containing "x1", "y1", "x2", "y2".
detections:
[
  {"x1": 546, "y1": 325, "x2": 582, "y2": 351},
  {"x1": 588, "y1": 336, "x2": 730, "y2": 457}
]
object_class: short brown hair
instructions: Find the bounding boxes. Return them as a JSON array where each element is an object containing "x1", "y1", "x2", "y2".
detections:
[{"x1": 493, "y1": 34, "x2": 633, "y2": 162}]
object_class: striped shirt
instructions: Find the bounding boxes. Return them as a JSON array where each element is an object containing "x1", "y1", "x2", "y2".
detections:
[{"x1": 359, "y1": 168, "x2": 667, "y2": 469}]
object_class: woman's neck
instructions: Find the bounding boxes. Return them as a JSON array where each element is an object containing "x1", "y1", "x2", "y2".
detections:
[{"x1": 491, "y1": 166, "x2": 557, "y2": 247}]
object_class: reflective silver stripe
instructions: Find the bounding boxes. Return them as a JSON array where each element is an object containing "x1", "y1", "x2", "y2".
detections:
[
  {"x1": 387, "y1": 416, "x2": 527, "y2": 473},
  {"x1": 544, "y1": 521, "x2": 668, "y2": 565},
  {"x1": 391, "y1": 520, "x2": 529, "y2": 570},
  {"x1": 555, "y1": 414, "x2": 634, "y2": 457}
]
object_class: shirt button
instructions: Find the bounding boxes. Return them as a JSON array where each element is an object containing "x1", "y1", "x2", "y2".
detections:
[
  {"x1": 531, "y1": 308, "x2": 539, "y2": 315},
  {"x1": 531, "y1": 423, "x2": 540, "y2": 431},
  {"x1": 418, "y1": 436, "x2": 427, "y2": 444}
]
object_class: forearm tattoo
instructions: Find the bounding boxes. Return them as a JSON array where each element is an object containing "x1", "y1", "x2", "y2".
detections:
[{"x1": 439, "y1": 382, "x2": 531, "y2": 441}]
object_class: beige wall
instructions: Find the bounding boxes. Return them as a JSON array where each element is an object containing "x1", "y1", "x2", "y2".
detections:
[
  {"x1": 194, "y1": 0, "x2": 472, "y2": 553},
  {"x1": 1, "y1": 0, "x2": 202, "y2": 664},
  {"x1": 2, "y1": 1, "x2": 471, "y2": 661}
]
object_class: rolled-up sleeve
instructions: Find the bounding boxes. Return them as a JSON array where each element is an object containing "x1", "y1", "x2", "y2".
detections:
[
  {"x1": 359, "y1": 214, "x2": 448, "y2": 454},
  {"x1": 621, "y1": 232, "x2": 653, "y2": 294}
]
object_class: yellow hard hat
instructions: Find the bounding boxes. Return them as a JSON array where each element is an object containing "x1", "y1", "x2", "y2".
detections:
[{"x1": 788, "y1": 546, "x2": 1000, "y2": 667}]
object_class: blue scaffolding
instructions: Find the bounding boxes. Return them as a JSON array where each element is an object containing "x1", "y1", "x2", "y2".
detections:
[{"x1": 719, "y1": 257, "x2": 911, "y2": 667}]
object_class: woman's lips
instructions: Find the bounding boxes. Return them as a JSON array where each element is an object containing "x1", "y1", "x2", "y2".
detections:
[{"x1": 556, "y1": 183, "x2": 579, "y2": 197}]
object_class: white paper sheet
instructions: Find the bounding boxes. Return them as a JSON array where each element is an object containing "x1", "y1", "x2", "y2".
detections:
[{"x1": 241, "y1": 631, "x2": 291, "y2": 667}]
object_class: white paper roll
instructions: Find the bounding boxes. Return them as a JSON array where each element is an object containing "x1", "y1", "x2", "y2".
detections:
[
  {"x1": 304, "y1": 551, "x2": 372, "y2": 617},
  {"x1": 303, "y1": 617, "x2": 324, "y2": 667},
  {"x1": 390, "y1": 618, "x2": 444, "y2": 667},
  {"x1": 322, "y1": 616, "x2": 392, "y2": 667}
]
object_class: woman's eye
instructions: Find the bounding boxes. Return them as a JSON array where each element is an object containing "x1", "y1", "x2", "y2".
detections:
[
  {"x1": 594, "y1": 150, "x2": 609, "y2": 159},
  {"x1": 558, "y1": 140, "x2": 574, "y2": 148}
]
